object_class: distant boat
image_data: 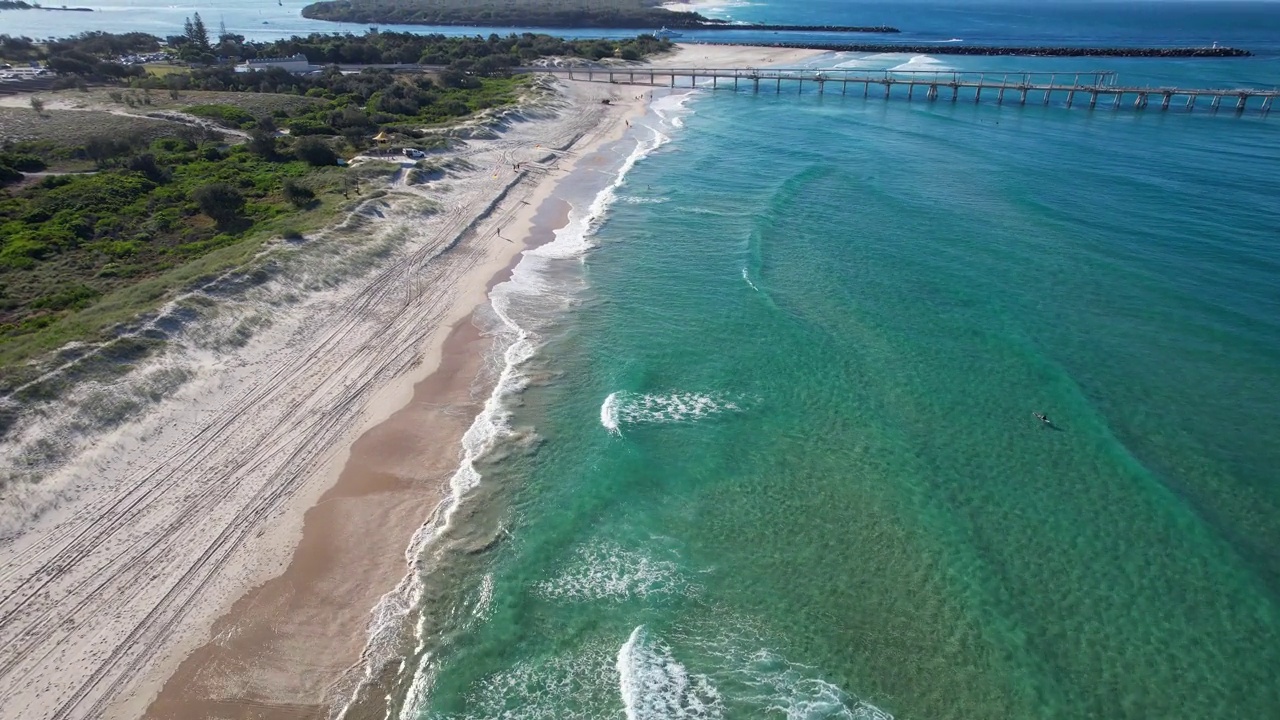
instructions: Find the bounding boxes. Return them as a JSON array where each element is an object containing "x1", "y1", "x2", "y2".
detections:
[{"x1": 656, "y1": 27, "x2": 683, "y2": 39}]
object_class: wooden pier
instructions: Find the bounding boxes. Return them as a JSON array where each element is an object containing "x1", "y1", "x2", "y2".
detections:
[{"x1": 522, "y1": 66, "x2": 1279, "y2": 115}]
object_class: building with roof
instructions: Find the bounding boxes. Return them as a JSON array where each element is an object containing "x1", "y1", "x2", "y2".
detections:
[{"x1": 237, "y1": 53, "x2": 312, "y2": 73}]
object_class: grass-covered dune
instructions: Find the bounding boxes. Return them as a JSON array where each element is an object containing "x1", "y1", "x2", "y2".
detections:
[
  {"x1": 1, "y1": 30, "x2": 671, "y2": 393},
  {"x1": 300, "y1": 0, "x2": 722, "y2": 29}
]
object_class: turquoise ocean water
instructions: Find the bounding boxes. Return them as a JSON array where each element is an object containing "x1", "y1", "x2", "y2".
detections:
[
  {"x1": 353, "y1": 4, "x2": 1280, "y2": 720},
  {"x1": 54, "y1": 1, "x2": 1258, "y2": 718},
  {"x1": 4, "y1": 1, "x2": 1278, "y2": 717}
]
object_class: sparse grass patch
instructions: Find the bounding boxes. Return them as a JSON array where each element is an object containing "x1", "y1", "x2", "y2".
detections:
[
  {"x1": 0, "y1": 107, "x2": 187, "y2": 147},
  {"x1": 143, "y1": 62, "x2": 187, "y2": 78}
]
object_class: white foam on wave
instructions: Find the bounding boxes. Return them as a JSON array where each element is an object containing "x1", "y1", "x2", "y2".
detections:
[
  {"x1": 683, "y1": 206, "x2": 730, "y2": 217},
  {"x1": 601, "y1": 391, "x2": 621, "y2": 435},
  {"x1": 602, "y1": 391, "x2": 744, "y2": 434},
  {"x1": 472, "y1": 573, "x2": 494, "y2": 619},
  {"x1": 617, "y1": 626, "x2": 724, "y2": 720},
  {"x1": 443, "y1": 638, "x2": 620, "y2": 720},
  {"x1": 832, "y1": 52, "x2": 953, "y2": 74},
  {"x1": 618, "y1": 195, "x2": 672, "y2": 204},
  {"x1": 652, "y1": 92, "x2": 696, "y2": 130},
  {"x1": 341, "y1": 97, "x2": 693, "y2": 720},
  {"x1": 887, "y1": 54, "x2": 952, "y2": 73},
  {"x1": 742, "y1": 267, "x2": 761, "y2": 292},
  {"x1": 536, "y1": 541, "x2": 690, "y2": 601},
  {"x1": 648, "y1": 614, "x2": 895, "y2": 720},
  {"x1": 740, "y1": 650, "x2": 894, "y2": 720}
]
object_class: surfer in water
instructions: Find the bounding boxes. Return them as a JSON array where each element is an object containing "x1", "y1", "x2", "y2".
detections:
[{"x1": 1034, "y1": 412, "x2": 1052, "y2": 425}]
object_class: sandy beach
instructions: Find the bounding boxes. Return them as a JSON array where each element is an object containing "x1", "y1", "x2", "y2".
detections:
[{"x1": 0, "y1": 44, "x2": 820, "y2": 720}]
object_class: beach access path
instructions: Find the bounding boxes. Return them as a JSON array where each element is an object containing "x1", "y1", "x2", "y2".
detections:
[{"x1": 0, "y1": 43, "x2": 822, "y2": 720}]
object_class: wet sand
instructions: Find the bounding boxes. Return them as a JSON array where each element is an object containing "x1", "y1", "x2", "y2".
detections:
[{"x1": 141, "y1": 105, "x2": 630, "y2": 720}]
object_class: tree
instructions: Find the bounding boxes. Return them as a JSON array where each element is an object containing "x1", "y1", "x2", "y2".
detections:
[
  {"x1": 192, "y1": 13, "x2": 210, "y2": 49},
  {"x1": 84, "y1": 135, "x2": 123, "y2": 168},
  {"x1": 282, "y1": 179, "x2": 315, "y2": 208},
  {"x1": 127, "y1": 153, "x2": 168, "y2": 183},
  {"x1": 193, "y1": 182, "x2": 244, "y2": 226},
  {"x1": 246, "y1": 128, "x2": 277, "y2": 159},
  {"x1": 293, "y1": 136, "x2": 338, "y2": 167},
  {"x1": 29, "y1": 96, "x2": 44, "y2": 114},
  {"x1": 184, "y1": 13, "x2": 210, "y2": 50},
  {"x1": 0, "y1": 162, "x2": 22, "y2": 187}
]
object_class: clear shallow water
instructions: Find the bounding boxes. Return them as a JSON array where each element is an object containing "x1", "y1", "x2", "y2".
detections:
[{"x1": 374, "y1": 14, "x2": 1280, "y2": 720}]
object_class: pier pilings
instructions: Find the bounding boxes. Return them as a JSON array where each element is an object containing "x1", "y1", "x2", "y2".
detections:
[{"x1": 537, "y1": 67, "x2": 1274, "y2": 118}]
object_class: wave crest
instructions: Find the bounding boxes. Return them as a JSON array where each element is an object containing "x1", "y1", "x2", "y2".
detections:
[
  {"x1": 617, "y1": 626, "x2": 724, "y2": 720},
  {"x1": 536, "y1": 542, "x2": 691, "y2": 602},
  {"x1": 601, "y1": 391, "x2": 744, "y2": 434}
]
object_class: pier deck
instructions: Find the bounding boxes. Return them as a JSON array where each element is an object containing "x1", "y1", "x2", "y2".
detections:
[{"x1": 524, "y1": 66, "x2": 1278, "y2": 114}]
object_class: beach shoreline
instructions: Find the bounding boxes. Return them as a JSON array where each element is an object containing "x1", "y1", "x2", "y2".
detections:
[
  {"x1": 0, "y1": 45, "x2": 819, "y2": 720},
  {"x1": 130, "y1": 82, "x2": 651, "y2": 720}
]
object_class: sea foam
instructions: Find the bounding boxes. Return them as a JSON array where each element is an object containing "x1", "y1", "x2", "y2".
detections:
[
  {"x1": 370, "y1": 101, "x2": 693, "y2": 720},
  {"x1": 617, "y1": 626, "x2": 724, "y2": 720},
  {"x1": 535, "y1": 542, "x2": 691, "y2": 602},
  {"x1": 739, "y1": 650, "x2": 895, "y2": 720},
  {"x1": 600, "y1": 391, "x2": 744, "y2": 434}
]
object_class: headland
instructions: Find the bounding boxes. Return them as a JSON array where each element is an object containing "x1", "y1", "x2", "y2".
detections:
[{"x1": 299, "y1": 0, "x2": 897, "y2": 32}]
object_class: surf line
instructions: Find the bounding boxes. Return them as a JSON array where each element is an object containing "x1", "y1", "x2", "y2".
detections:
[{"x1": 343, "y1": 104, "x2": 689, "y2": 720}]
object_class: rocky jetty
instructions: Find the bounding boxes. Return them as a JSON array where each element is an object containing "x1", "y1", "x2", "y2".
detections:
[
  {"x1": 715, "y1": 42, "x2": 1251, "y2": 58},
  {"x1": 693, "y1": 22, "x2": 900, "y2": 33}
]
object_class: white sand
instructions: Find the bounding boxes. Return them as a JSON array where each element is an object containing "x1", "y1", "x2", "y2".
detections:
[
  {"x1": 0, "y1": 45, "x2": 810, "y2": 720},
  {"x1": 649, "y1": 42, "x2": 829, "y2": 68},
  {"x1": 660, "y1": 0, "x2": 748, "y2": 16}
]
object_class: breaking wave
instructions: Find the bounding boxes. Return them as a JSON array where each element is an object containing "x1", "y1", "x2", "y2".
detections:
[
  {"x1": 600, "y1": 391, "x2": 744, "y2": 434},
  {"x1": 366, "y1": 93, "x2": 696, "y2": 720},
  {"x1": 618, "y1": 626, "x2": 724, "y2": 720},
  {"x1": 616, "y1": 626, "x2": 894, "y2": 720},
  {"x1": 535, "y1": 542, "x2": 693, "y2": 602},
  {"x1": 619, "y1": 195, "x2": 672, "y2": 204}
]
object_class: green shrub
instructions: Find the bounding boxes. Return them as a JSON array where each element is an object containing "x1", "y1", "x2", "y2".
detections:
[
  {"x1": 0, "y1": 152, "x2": 46, "y2": 172},
  {"x1": 294, "y1": 137, "x2": 338, "y2": 167},
  {"x1": 282, "y1": 179, "x2": 315, "y2": 208},
  {"x1": 29, "y1": 284, "x2": 101, "y2": 311},
  {"x1": 186, "y1": 103, "x2": 257, "y2": 129},
  {"x1": 288, "y1": 118, "x2": 337, "y2": 136},
  {"x1": 1, "y1": 234, "x2": 51, "y2": 268},
  {"x1": 247, "y1": 129, "x2": 278, "y2": 159},
  {"x1": 192, "y1": 182, "x2": 245, "y2": 226},
  {"x1": 0, "y1": 163, "x2": 21, "y2": 187}
]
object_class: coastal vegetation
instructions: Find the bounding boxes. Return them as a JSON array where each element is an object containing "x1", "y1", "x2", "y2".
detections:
[
  {"x1": 300, "y1": 0, "x2": 719, "y2": 29},
  {"x1": 0, "y1": 123, "x2": 348, "y2": 373},
  {"x1": 0, "y1": 30, "x2": 669, "y2": 385},
  {"x1": 297, "y1": 0, "x2": 899, "y2": 32}
]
